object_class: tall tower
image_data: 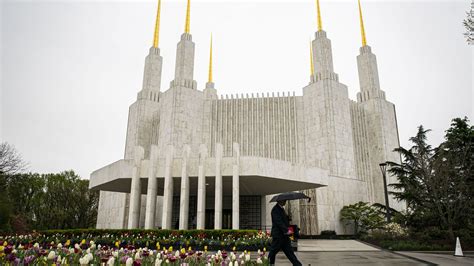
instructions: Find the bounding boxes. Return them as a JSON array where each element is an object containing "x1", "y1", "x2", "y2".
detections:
[
  {"x1": 301, "y1": 0, "x2": 357, "y2": 235},
  {"x1": 124, "y1": 0, "x2": 163, "y2": 160},
  {"x1": 303, "y1": 0, "x2": 355, "y2": 178},
  {"x1": 355, "y1": 0, "x2": 403, "y2": 210}
]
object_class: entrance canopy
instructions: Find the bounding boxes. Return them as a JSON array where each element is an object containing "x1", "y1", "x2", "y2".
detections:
[{"x1": 90, "y1": 156, "x2": 328, "y2": 196}]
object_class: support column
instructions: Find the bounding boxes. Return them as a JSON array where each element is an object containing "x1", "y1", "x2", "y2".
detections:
[
  {"x1": 161, "y1": 145, "x2": 174, "y2": 229},
  {"x1": 232, "y1": 143, "x2": 240, "y2": 229},
  {"x1": 144, "y1": 145, "x2": 159, "y2": 229},
  {"x1": 196, "y1": 144, "x2": 207, "y2": 229},
  {"x1": 214, "y1": 143, "x2": 223, "y2": 229},
  {"x1": 128, "y1": 146, "x2": 144, "y2": 229},
  {"x1": 179, "y1": 145, "x2": 191, "y2": 230}
]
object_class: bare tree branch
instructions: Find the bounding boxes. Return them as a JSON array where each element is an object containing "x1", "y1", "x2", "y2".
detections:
[{"x1": 0, "y1": 142, "x2": 27, "y2": 175}]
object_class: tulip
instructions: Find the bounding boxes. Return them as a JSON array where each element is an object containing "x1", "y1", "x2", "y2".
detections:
[
  {"x1": 125, "y1": 257, "x2": 133, "y2": 266},
  {"x1": 47, "y1": 250, "x2": 55, "y2": 260},
  {"x1": 154, "y1": 259, "x2": 162, "y2": 266},
  {"x1": 257, "y1": 257, "x2": 263, "y2": 264},
  {"x1": 57, "y1": 243, "x2": 63, "y2": 249},
  {"x1": 107, "y1": 257, "x2": 115, "y2": 266}
]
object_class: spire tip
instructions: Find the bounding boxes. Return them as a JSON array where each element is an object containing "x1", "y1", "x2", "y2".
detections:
[
  {"x1": 153, "y1": 0, "x2": 161, "y2": 48},
  {"x1": 185, "y1": 0, "x2": 191, "y2": 33},
  {"x1": 316, "y1": 0, "x2": 322, "y2": 31},
  {"x1": 358, "y1": 0, "x2": 367, "y2": 46}
]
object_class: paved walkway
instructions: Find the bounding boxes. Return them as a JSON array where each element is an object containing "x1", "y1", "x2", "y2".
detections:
[
  {"x1": 397, "y1": 252, "x2": 474, "y2": 266},
  {"x1": 274, "y1": 250, "x2": 428, "y2": 265},
  {"x1": 297, "y1": 239, "x2": 380, "y2": 251},
  {"x1": 271, "y1": 240, "x2": 424, "y2": 265},
  {"x1": 269, "y1": 240, "x2": 474, "y2": 265}
]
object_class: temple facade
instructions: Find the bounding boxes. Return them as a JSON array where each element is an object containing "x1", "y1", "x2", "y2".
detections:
[{"x1": 90, "y1": 0, "x2": 405, "y2": 234}]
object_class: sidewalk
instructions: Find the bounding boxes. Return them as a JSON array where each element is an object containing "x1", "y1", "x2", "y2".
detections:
[{"x1": 397, "y1": 251, "x2": 474, "y2": 266}]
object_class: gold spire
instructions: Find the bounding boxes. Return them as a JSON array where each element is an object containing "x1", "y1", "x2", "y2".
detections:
[
  {"x1": 310, "y1": 40, "x2": 314, "y2": 77},
  {"x1": 153, "y1": 0, "x2": 162, "y2": 48},
  {"x1": 185, "y1": 0, "x2": 191, "y2": 33},
  {"x1": 358, "y1": 0, "x2": 367, "y2": 46},
  {"x1": 208, "y1": 34, "x2": 213, "y2": 83},
  {"x1": 316, "y1": 0, "x2": 322, "y2": 31}
]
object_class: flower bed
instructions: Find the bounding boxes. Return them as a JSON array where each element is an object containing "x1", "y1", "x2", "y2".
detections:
[
  {"x1": 0, "y1": 240, "x2": 270, "y2": 265},
  {"x1": 1, "y1": 229, "x2": 270, "y2": 252},
  {"x1": 0, "y1": 229, "x2": 271, "y2": 265}
]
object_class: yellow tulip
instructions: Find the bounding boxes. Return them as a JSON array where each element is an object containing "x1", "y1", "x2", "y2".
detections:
[
  {"x1": 204, "y1": 246, "x2": 208, "y2": 251},
  {"x1": 188, "y1": 246, "x2": 192, "y2": 251},
  {"x1": 0, "y1": 246, "x2": 4, "y2": 252},
  {"x1": 168, "y1": 246, "x2": 173, "y2": 252},
  {"x1": 65, "y1": 240, "x2": 71, "y2": 247},
  {"x1": 3, "y1": 242, "x2": 7, "y2": 246},
  {"x1": 115, "y1": 241, "x2": 120, "y2": 248},
  {"x1": 80, "y1": 239, "x2": 86, "y2": 245},
  {"x1": 233, "y1": 246, "x2": 236, "y2": 251},
  {"x1": 263, "y1": 247, "x2": 266, "y2": 252},
  {"x1": 181, "y1": 248, "x2": 186, "y2": 254}
]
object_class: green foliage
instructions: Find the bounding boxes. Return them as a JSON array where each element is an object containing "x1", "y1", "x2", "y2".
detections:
[
  {"x1": 340, "y1": 202, "x2": 385, "y2": 235},
  {"x1": 3, "y1": 171, "x2": 99, "y2": 232},
  {"x1": 387, "y1": 117, "x2": 474, "y2": 239}
]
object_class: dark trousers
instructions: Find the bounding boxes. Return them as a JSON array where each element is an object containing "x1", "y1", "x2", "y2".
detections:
[{"x1": 268, "y1": 236, "x2": 302, "y2": 266}]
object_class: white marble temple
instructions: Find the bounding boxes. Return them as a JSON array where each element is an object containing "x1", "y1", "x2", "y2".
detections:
[{"x1": 90, "y1": 1, "x2": 405, "y2": 234}]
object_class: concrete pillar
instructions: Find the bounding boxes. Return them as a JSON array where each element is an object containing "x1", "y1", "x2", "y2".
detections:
[
  {"x1": 161, "y1": 145, "x2": 174, "y2": 229},
  {"x1": 232, "y1": 143, "x2": 240, "y2": 229},
  {"x1": 179, "y1": 145, "x2": 191, "y2": 230},
  {"x1": 214, "y1": 143, "x2": 223, "y2": 229},
  {"x1": 128, "y1": 146, "x2": 144, "y2": 229},
  {"x1": 144, "y1": 145, "x2": 159, "y2": 229},
  {"x1": 196, "y1": 144, "x2": 207, "y2": 229}
]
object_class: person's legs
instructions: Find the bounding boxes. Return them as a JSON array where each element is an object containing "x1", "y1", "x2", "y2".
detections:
[
  {"x1": 281, "y1": 238, "x2": 302, "y2": 266},
  {"x1": 268, "y1": 237, "x2": 282, "y2": 265}
]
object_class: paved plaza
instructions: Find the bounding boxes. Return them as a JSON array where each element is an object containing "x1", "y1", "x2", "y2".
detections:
[{"x1": 271, "y1": 240, "x2": 474, "y2": 265}]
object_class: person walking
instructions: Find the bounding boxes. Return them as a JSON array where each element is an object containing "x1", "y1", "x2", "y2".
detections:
[{"x1": 268, "y1": 200, "x2": 302, "y2": 266}]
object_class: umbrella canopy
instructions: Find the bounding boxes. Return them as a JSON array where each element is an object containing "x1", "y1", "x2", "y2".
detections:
[{"x1": 269, "y1": 192, "x2": 311, "y2": 203}]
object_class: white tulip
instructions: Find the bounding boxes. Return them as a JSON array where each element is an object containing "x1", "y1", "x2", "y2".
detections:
[
  {"x1": 86, "y1": 253, "x2": 93, "y2": 262},
  {"x1": 125, "y1": 257, "x2": 133, "y2": 266},
  {"x1": 57, "y1": 243, "x2": 63, "y2": 249},
  {"x1": 175, "y1": 250, "x2": 179, "y2": 257},
  {"x1": 245, "y1": 254, "x2": 250, "y2": 261},
  {"x1": 154, "y1": 259, "x2": 162, "y2": 266},
  {"x1": 79, "y1": 256, "x2": 89, "y2": 265},
  {"x1": 257, "y1": 258, "x2": 263, "y2": 264},
  {"x1": 234, "y1": 261, "x2": 239, "y2": 266},
  {"x1": 57, "y1": 255, "x2": 62, "y2": 263},
  {"x1": 135, "y1": 251, "x2": 141, "y2": 260},
  {"x1": 112, "y1": 251, "x2": 119, "y2": 257},
  {"x1": 107, "y1": 257, "x2": 115, "y2": 266},
  {"x1": 47, "y1": 251, "x2": 56, "y2": 260},
  {"x1": 33, "y1": 243, "x2": 39, "y2": 248}
]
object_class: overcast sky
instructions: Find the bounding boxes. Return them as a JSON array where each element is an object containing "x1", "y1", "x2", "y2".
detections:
[{"x1": 1, "y1": 0, "x2": 473, "y2": 178}]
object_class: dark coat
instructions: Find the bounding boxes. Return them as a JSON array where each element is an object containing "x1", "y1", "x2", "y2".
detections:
[{"x1": 270, "y1": 203, "x2": 289, "y2": 239}]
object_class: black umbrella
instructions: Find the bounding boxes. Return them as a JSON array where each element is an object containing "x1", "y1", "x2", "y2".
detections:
[{"x1": 269, "y1": 192, "x2": 311, "y2": 203}]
